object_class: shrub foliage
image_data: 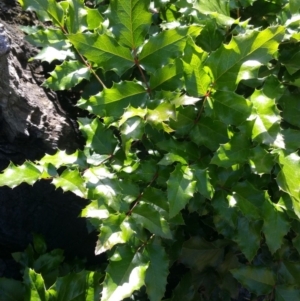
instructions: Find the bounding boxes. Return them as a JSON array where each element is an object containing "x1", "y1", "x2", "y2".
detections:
[{"x1": 1, "y1": 0, "x2": 300, "y2": 300}]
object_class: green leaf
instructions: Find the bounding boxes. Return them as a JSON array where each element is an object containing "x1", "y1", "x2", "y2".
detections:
[
  {"x1": 78, "y1": 81, "x2": 148, "y2": 119},
  {"x1": 149, "y1": 59, "x2": 184, "y2": 91},
  {"x1": 278, "y1": 92, "x2": 300, "y2": 128},
  {"x1": 276, "y1": 285, "x2": 300, "y2": 301},
  {"x1": 19, "y1": 0, "x2": 64, "y2": 26},
  {"x1": 107, "y1": 0, "x2": 152, "y2": 49},
  {"x1": 145, "y1": 239, "x2": 169, "y2": 301},
  {"x1": 67, "y1": 33, "x2": 134, "y2": 75},
  {"x1": 210, "y1": 91, "x2": 252, "y2": 126},
  {"x1": 189, "y1": 116, "x2": 228, "y2": 151},
  {"x1": 24, "y1": 268, "x2": 48, "y2": 301},
  {"x1": 249, "y1": 89, "x2": 281, "y2": 145},
  {"x1": 233, "y1": 217, "x2": 262, "y2": 261},
  {"x1": 231, "y1": 266, "x2": 276, "y2": 295},
  {"x1": 190, "y1": 166, "x2": 214, "y2": 199},
  {"x1": 101, "y1": 245, "x2": 149, "y2": 301},
  {"x1": 193, "y1": 0, "x2": 235, "y2": 25},
  {"x1": 132, "y1": 202, "x2": 172, "y2": 239},
  {"x1": 262, "y1": 199, "x2": 290, "y2": 254},
  {"x1": 50, "y1": 270, "x2": 102, "y2": 301},
  {"x1": 211, "y1": 133, "x2": 250, "y2": 168},
  {"x1": 0, "y1": 278, "x2": 24, "y2": 301},
  {"x1": 249, "y1": 145, "x2": 274, "y2": 175},
  {"x1": 30, "y1": 46, "x2": 75, "y2": 63},
  {"x1": 0, "y1": 162, "x2": 42, "y2": 188},
  {"x1": 167, "y1": 164, "x2": 196, "y2": 218},
  {"x1": 96, "y1": 214, "x2": 132, "y2": 254},
  {"x1": 278, "y1": 261, "x2": 300, "y2": 285},
  {"x1": 205, "y1": 26, "x2": 285, "y2": 90},
  {"x1": 139, "y1": 26, "x2": 202, "y2": 73},
  {"x1": 79, "y1": 118, "x2": 118, "y2": 155},
  {"x1": 276, "y1": 151, "x2": 300, "y2": 202},
  {"x1": 281, "y1": 129, "x2": 300, "y2": 153},
  {"x1": 180, "y1": 237, "x2": 224, "y2": 272},
  {"x1": 52, "y1": 169, "x2": 86, "y2": 198},
  {"x1": 182, "y1": 38, "x2": 210, "y2": 97},
  {"x1": 43, "y1": 60, "x2": 90, "y2": 90}
]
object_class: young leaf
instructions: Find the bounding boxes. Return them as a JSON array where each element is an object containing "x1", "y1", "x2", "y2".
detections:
[
  {"x1": 167, "y1": 164, "x2": 196, "y2": 218},
  {"x1": 78, "y1": 82, "x2": 148, "y2": 119},
  {"x1": 43, "y1": 60, "x2": 90, "y2": 91},
  {"x1": 145, "y1": 239, "x2": 169, "y2": 301},
  {"x1": 231, "y1": 266, "x2": 276, "y2": 295},
  {"x1": 101, "y1": 245, "x2": 149, "y2": 301},
  {"x1": 107, "y1": 0, "x2": 152, "y2": 49},
  {"x1": 132, "y1": 202, "x2": 172, "y2": 239},
  {"x1": 67, "y1": 33, "x2": 134, "y2": 75},
  {"x1": 205, "y1": 26, "x2": 285, "y2": 90}
]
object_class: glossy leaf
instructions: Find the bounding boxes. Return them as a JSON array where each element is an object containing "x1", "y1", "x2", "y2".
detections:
[
  {"x1": 43, "y1": 60, "x2": 90, "y2": 90},
  {"x1": 101, "y1": 245, "x2": 148, "y2": 301},
  {"x1": 24, "y1": 268, "x2": 48, "y2": 301},
  {"x1": 139, "y1": 26, "x2": 202, "y2": 73},
  {"x1": 68, "y1": 33, "x2": 134, "y2": 75},
  {"x1": 107, "y1": 0, "x2": 152, "y2": 49},
  {"x1": 145, "y1": 239, "x2": 169, "y2": 301},
  {"x1": 78, "y1": 81, "x2": 148, "y2": 119},
  {"x1": 167, "y1": 164, "x2": 196, "y2": 218},
  {"x1": 205, "y1": 26, "x2": 285, "y2": 90}
]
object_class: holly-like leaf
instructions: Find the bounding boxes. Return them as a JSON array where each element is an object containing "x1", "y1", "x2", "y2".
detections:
[
  {"x1": 52, "y1": 169, "x2": 86, "y2": 198},
  {"x1": 24, "y1": 268, "x2": 48, "y2": 301},
  {"x1": 210, "y1": 91, "x2": 252, "y2": 126},
  {"x1": 190, "y1": 166, "x2": 214, "y2": 200},
  {"x1": 167, "y1": 164, "x2": 196, "y2": 218},
  {"x1": 67, "y1": 33, "x2": 134, "y2": 75},
  {"x1": 43, "y1": 60, "x2": 90, "y2": 90},
  {"x1": 145, "y1": 239, "x2": 169, "y2": 301},
  {"x1": 19, "y1": 0, "x2": 64, "y2": 26},
  {"x1": 277, "y1": 151, "x2": 300, "y2": 202},
  {"x1": 0, "y1": 162, "x2": 43, "y2": 188},
  {"x1": 276, "y1": 285, "x2": 300, "y2": 301},
  {"x1": 233, "y1": 216, "x2": 262, "y2": 261},
  {"x1": 249, "y1": 145, "x2": 274, "y2": 174},
  {"x1": 78, "y1": 81, "x2": 148, "y2": 119},
  {"x1": 180, "y1": 237, "x2": 224, "y2": 272},
  {"x1": 132, "y1": 202, "x2": 172, "y2": 239},
  {"x1": 211, "y1": 133, "x2": 250, "y2": 168},
  {"x1": 189, "y1": 116, "x2": 228, "y2": 151},
  {"x1": 278, "y1": 92, "x2": 300, "y2": 128},
  {"x1": 249, "y1": 89, "x2": 281, "y2": 145},
  {"x1": 107, "y1": 0, "x2": 152, "y2": 49},
  {"x1": 262, "y1": 199, "x2": 290, "y2": 254},
  {"x1": 101, "y1": 245, "x2": 149, "y2": 301},
  {"x1": 139, "y1": 26, "x2": 202, "y2": 73},
  {"x1": 50, "y1": 270, "x2": 102, "y2": 301},
  {"x1": 149, "y1": 59, "x2": 184, "y2": 91},
  {"x1": 95, "y1": 214, "x2": 132, "y2": 254},
  {"x1": 231, "y1": 266, "x2": 275, "y2": 295},
  {"x1": 205, "y1": 26, "x2": 285, "y2": 90},
  {"x1": 30, "y1": 46, "x2": 75, "y2": 63},
  {"x1": 182, "y1": 38, "x2": 210, "y2": 97},
  {"x1": 78, "y1": 118, "x2": 118, "y2": 155}
]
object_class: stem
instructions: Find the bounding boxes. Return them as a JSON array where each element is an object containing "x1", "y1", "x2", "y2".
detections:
[
  {"x1": 133, "y1": 49, "x2": 151, "y2": 95},
  {"x1": 127, "y1": 171, "x2": 158, "y2": 216},
  {"x1": 61, "y1": 27, "x2": 107, "y2": 89}
]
